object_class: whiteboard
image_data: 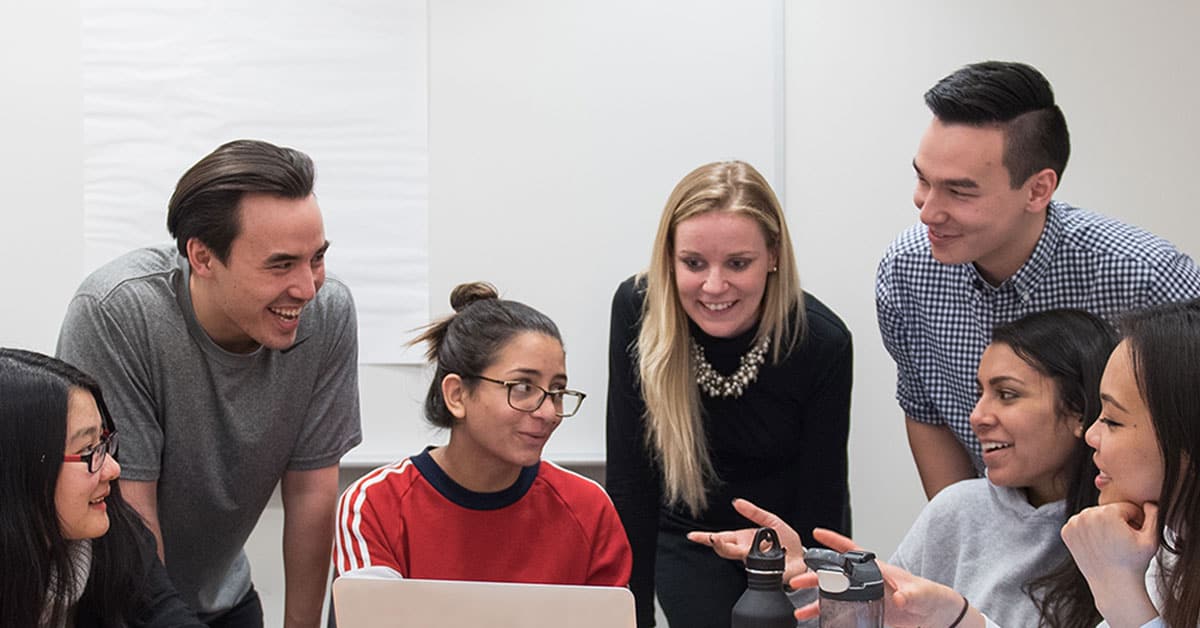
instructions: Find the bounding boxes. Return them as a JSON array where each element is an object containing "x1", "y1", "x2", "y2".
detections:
[{"x1": 349, "y1": 0, "x2": 786, "y2": 464}]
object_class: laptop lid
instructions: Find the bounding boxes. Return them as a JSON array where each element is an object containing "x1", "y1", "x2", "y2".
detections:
[{"x1": 332, "y1": 576, "x2": 636, "y2": 628}]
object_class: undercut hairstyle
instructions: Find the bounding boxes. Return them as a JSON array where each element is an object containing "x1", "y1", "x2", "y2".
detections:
[
  {"x1": 925, "y1": 60, "x2": 1070, "y2": 188},
  {"x1": 1119, "y1": 300, "x2": 1200, "y2": 628},
  {"x1": 410, "y1": 282, "x2": 562, "y2": 428},
  {"x1": 637, "y1": 160, "x2": 805, "y2": 515},
  {"x1": 166, "y1": 139, "x2": 315, "y2": 263},
  {"x1": 0, "y1": 349, "x2": 146, "y2": 626},
  {"x1": 989, "y1": 310, "x2": 1116, "y2": 628}
]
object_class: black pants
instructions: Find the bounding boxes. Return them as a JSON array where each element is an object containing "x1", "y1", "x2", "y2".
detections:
[
  {"x1": 655, "y1": 529, "x2": 746, "y2": 628},
  {"x1": 203, "y1": 586, "x2": 264, "y2": 628}
]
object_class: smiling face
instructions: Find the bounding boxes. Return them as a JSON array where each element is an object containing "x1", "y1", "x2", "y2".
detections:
[
  {"x1": 1090, "y1": 340, "x2": 1165, "y2": 506},
  {"x1": 189, "y1": 193, "x2": 328, "y2": 353},
  {"x1": 913, "y1": 118, "x2": 1048, "y2": 285},
  {"x1": 56, "y1": 388, "x2": 121, "y2": 540},
  {"x1": 673, "y1": 211, "x2": 777, "y2": 338},
  {"x1": 442, "y1": 331, "x2": 567, "y2": 490},
  {"x1": 970, "y1": 342, "x2": 1082, "y2": 505}
]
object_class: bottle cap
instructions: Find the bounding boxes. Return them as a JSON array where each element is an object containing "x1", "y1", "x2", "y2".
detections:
[
  {"x1": 802, "y1": 548, "x2": 884, "y2": 602},
  {"x1": 744, "y1": 527, "x2": 786, "y2": 573}
]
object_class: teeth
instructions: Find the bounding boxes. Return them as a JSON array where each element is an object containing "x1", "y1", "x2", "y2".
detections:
[
  {"x1": 269, "y1": 307, "x2": 302, "y2": 321},
  {"x1": 982, "y1": 442, "x2": 1012, "y2": 452},
  {"x1": 702, "y1": 302, "x2": 734, "y2": 311}
]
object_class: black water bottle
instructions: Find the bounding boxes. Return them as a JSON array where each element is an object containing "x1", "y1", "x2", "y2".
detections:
[
  {"x1": 802, "y1": 548, "x2": 884, "y2": 628},
  {"x1": 731, "y1": 527, "x2": 795, "y2": 628}
]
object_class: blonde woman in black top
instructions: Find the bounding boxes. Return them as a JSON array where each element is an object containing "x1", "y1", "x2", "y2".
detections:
[{"x1": 606, "y1": 161, "x2": 853, "y2": 627}]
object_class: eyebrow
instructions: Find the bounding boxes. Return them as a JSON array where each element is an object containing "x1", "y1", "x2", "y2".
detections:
[
  {"x1": 913, "y1": 160, "x2": 980, "y2": 189},
  {"x1": 68, "y1": 425, "x2": 100, "y2": 443},
  {"x1": 677, "y1": 249, "x2": 759, "y2": 258},
  {"x1": 264, "y1": 241, "x2": 330, "y2": 266},
  {"x1": 981, "y1": 375, "x2": 1025, "y2": 387},
  {"x1": 506, "y1": 367, "x2": 568, "y2": 382},
  {"x1": 1100, "y1": 392, "x2": 1129, "y2": 413}
]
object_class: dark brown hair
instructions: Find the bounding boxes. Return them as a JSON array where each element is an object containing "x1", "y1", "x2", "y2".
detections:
[
  {"x1": 410, "y1": 282, "x2": 562, "y2": 428},
  {"x1": 166, "y1": 139, "x2": 315, "y2": 262}
]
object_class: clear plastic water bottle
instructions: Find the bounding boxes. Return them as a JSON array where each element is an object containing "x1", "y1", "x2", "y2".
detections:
[
  {"x1": 731, "y1": 527, "x2": 796, "y2": 628},
  {"x1": 802, "y1": 548, "x2": 884, "y2": 628}
]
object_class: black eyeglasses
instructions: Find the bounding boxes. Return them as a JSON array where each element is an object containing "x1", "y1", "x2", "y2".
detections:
[
  {"x1": 63, "y1": 430, "x2": 119, "y2": 474},
  {"x1": 462, "y1": 375, "x2": 587, "y2": 418}
]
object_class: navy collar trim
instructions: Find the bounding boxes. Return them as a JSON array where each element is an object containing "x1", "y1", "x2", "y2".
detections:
[{"x1": 411, "y1": 448, "x2": 540, "y2": 510}]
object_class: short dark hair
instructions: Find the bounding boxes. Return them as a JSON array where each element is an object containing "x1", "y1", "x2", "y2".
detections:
[
  {"x1": 0, "y1": 349, "x2": 148, "y2": 626},
  {"x1": 925, "y1": 61, "x2": 1070, "y2": 188},
  {"x1": 166, "y1": 139, "x2": 315, "y2": 263},
  {"x1": 411, "y1": 282, "x2": 563, "y2": 428}
]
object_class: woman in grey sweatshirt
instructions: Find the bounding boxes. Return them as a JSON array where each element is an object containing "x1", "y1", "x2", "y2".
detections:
[{"x1": 696, "y1": 309, "x2": 1114, "y2": 628}]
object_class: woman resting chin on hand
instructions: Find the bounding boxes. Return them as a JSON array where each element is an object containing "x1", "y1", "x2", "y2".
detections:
[{"x1": 1060, "y1": 300, "x2": 1200, "y2": 628}]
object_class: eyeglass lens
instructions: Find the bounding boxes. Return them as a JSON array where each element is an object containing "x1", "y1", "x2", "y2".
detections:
[
  {"x1": 507, "y1": 385, "x2": 583, "y2": 417},
  {"x1": 89, "y1": 432, "x2": 118, "y2": 472}
]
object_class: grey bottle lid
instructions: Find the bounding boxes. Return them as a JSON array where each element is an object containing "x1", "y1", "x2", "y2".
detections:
[{"x1": 802, "y1": 548, "x2": 884, "y2": 602}]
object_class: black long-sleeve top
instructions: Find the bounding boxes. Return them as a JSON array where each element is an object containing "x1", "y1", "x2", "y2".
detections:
[
  {"x1": 605, "y1": 276, "x2": 853, "y2": 627},
  {"x1": 76, "y1": 521, "x2": 205, "y2": 628}
]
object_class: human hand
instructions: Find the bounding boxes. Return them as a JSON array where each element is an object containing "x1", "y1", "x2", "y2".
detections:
[
  {"x1": 1061, "y1": 502, "x2": 1159, "y2": 627},
  {"x1": 685, "y1": 498, "x2": 807, "y2": 580},
  {"x1": 788, "y1": 528, "x2": 981, "y2": 627}
]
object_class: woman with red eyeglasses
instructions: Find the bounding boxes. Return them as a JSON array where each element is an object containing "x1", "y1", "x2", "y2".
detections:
[{"x1": 0, "y1": 348, "x2": 202, "y2": 627}]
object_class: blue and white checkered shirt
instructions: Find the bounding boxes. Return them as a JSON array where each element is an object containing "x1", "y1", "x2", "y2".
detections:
[{"x1": 877, "y1": 201, "x2": 1200, "y2": 471}]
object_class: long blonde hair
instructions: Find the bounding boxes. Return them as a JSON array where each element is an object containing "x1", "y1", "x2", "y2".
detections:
[{"x1": 636, "y1": 161, "x2": 805, "y2": 515}]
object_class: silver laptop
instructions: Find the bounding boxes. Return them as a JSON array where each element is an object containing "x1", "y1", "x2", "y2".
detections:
[{"x1": 332, "y1": 576, "x2": 636, "y2": 628}]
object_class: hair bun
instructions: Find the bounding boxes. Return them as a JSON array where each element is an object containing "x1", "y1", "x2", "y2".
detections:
[{"x1": 449, "y1": 281, "x2": 500, "y2": 312}]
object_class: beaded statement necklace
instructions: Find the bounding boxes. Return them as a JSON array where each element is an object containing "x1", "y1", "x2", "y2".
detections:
[{"x1": 691, "y1": 335, "x2": 770, "y2": 398}]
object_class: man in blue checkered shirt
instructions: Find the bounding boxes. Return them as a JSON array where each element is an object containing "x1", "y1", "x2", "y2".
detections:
[{"x1": 876, "y1": 61, "x2": 1200, "y2": 499}]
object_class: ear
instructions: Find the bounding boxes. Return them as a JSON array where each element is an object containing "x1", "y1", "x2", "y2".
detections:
[
  {"x1": 441, "y1": 373, "x2": 469, "y2": 420},
  {"x1": 186, "y1": 238, "x2": 217, "y2": 277},
  {"x1": 1071, "y1": 414, "x2": 1085, "y2": 438},
  {"x1": 1025, "y1": 168, "x2": 1058, "y2": 213},
  {"x1": 768, "y1": 246, "x2": 779, "y2": 273}
]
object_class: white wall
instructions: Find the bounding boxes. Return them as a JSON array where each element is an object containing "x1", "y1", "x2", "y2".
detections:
[
  {"x1": 1, "y1": 1, "x2": 82, "y2": 353},
  {"x1": 6, "y1": 1, "x2": 1200, "y2": 627}
]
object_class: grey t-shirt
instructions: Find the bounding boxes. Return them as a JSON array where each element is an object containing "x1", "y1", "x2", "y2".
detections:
[
  {"x1": 890, "y1": 478, "x2": 1068, "y2": 628},
  {"x1": 57, "y1": 245, "x2": 362, "y2": 617}
]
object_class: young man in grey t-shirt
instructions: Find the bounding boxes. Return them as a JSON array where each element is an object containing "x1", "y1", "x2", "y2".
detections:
[{"x1": 57, "y1": 139, "x2": 362, "y2": 628}]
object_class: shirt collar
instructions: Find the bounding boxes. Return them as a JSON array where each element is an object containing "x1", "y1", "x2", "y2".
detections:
[{"x1": 964, "y1": 200, "x2": 1068, "y2": 298}]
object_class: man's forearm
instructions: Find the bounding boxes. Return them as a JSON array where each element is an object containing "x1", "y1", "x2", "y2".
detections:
[
  {"x1": 905, "y1": 417, "x2": 975, "y2": 499},
  {"x1": 281, "y1": 466, "x2": 339, "y2": 628},
  {"x1": 121, "y1": 479, "x2": 166, "y2": 562}
]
